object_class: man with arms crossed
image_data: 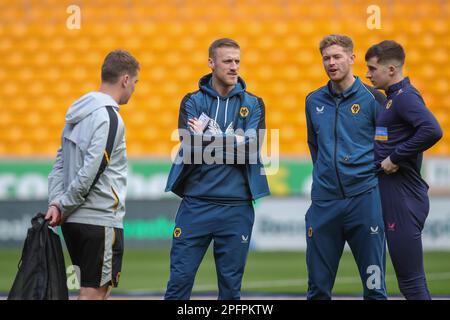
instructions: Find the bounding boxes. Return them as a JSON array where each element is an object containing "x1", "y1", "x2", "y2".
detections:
[{"x1": 165, "y1": 38, "x2": 270, "y2": 300}]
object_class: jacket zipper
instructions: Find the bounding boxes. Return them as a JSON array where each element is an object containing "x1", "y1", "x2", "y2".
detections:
[{"x1": 334, "y1": 102, "x2": 345, "y2": 198}]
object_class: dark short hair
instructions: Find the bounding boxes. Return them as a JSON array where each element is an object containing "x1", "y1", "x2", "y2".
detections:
[
  {"x1": 319, "y1": 34, "x2": 354, "y2": 54},
  {"x1": 365, "y1": 40, "x2": 405, "y2": 66},
  {"x1": 101, "y1": 49, "x2": 140, "y2": 84},
  {"x1": 208, "y1": 38, "x2": 240, "y2": 59}
]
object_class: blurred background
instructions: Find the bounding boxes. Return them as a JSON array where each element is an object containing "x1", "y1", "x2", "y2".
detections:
[{"x1": 1, "y1": 0, "x2": 449, "y2": 298}]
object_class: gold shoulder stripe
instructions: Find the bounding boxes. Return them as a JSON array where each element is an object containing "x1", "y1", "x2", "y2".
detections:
[{"x1": 104, "y1": 149, "x2": 110, "y2": 163}]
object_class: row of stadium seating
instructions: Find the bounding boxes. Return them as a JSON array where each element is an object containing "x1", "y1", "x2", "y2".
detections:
[{"x1": 1, "y1": 0, "x2": 449, "y2": 156}]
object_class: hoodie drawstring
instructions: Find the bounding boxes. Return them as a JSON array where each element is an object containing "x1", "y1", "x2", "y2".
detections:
[
  {"x1": 214, "y1": 97, "x2": 230, "y2": 128},
  {"x1": 224, "y1": 98, "x2": 229, "y2": 126},
  {"x1": 214, "y1": 96, "x2": 220, "y2": 124}
]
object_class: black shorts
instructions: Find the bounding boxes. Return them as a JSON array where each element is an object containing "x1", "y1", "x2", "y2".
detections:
[{"x1": 61, "y1": 222, "x2": 124, "y2": 288}]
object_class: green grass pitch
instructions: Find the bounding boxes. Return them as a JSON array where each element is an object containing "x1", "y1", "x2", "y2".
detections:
[{"x1": 1, "y1": 249, "x2": 450, "y2": 297}]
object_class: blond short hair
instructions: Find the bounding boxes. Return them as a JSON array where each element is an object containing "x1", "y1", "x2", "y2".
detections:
[
  {"x1": 208, "y1": 38, "x2": 240, "y2": 59},
  {"x1": 319, "y1": 34, "x2": 354, "y2": 54}
]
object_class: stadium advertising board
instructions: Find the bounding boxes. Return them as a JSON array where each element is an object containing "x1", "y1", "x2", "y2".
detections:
[
  {"x1": 251, "y1": 198, "x2": 450, "y2": 251},
  {"x1": 0, "y1": 159, "x2": 312, "y2": 199},
  {"x1": 1, "y1": 197, "x2": 450, "y2": 250}
]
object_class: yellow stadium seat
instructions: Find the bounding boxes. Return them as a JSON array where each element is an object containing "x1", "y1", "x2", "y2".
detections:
[{"x1": 0, "y1": 0, "x2": 448, "y2": 156}]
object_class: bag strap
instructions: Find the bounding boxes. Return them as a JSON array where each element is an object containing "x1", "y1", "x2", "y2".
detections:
[{"x1": 84, "y1": 106, "x2": 118, "y2": 198}]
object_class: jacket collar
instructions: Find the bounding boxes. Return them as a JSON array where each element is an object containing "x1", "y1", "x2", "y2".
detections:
[
  {"x1": 386, "y1": 77, "x2": 410, "y2": 96},
  {"x1": 326, "y1": 76, "x2": 362, "y2": 99},
  {"x1": 198, "y1": 73, "x2": 246, "y2": 99}
]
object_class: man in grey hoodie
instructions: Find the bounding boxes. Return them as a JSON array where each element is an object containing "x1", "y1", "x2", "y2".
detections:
[{"x1": 45, "y1": 50, "x2": 140, "y2": 300}]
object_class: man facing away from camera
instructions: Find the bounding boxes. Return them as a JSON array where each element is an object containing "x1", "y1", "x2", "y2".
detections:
[{"x1": 45, "y1": 49, "x2": 140, "y2": 299}]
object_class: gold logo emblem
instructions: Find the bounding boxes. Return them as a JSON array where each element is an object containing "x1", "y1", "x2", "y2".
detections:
[
  {"x1": 351, "y1": 104, "x2": 360, "y2": 114},
  {"x1": 308, "y1": 227, "x2": 313, "y2": 238},
  {"x1": 239, "y1": 106, "x2": 249, "y2": 118},
  {"x1": 386, "y1": 99, "x2": 393, "y2": 109},
  {"x1": 173, "y1": 227, "x2": 182, "y2": 238}
]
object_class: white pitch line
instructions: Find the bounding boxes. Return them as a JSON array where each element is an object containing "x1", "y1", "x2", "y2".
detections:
[{"x1": 124, "y1": 272, "x2": 450, "y2": 293}]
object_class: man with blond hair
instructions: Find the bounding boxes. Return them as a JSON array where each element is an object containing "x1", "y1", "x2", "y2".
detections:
[
  {"x1": 304, "y1": 34, "x2": 387, "y2": 299},
  {"x1": 164, "y1": 38, "x2": 269, "y2": 300}
]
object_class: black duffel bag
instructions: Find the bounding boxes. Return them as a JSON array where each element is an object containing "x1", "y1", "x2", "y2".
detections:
[{"x1": 8, "y1": 212, "x2": 68, "y2": 300}]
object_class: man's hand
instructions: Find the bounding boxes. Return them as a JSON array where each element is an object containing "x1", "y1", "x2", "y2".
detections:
[
  {"x1": 207, "y1": 120, "x2": 223, "y2": 135},
  {"x1": 188, "y1": 118, "x2": 204, "y2": 134},
  {"x1": 381, "y1": 156, "x2": 399, "y2": 175},
  {"x1": 45, "y1": 205, "x2": 62, "y2": 227},
  {"x1": 235, "y1": 135, "x2": 245, "y2": 144},
  {"x1": 224, "y1": 122, "x2": 234, "y2": 135}
]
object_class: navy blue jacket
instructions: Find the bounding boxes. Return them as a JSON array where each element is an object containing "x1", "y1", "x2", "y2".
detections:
[
  {"x1": 165, "y1": 73, "x2": 270, "y2": 202},
  {"x1": 306, "y1": 77, "x2": 386, "y2": 200},
  {"x1": 375, "y1": 77, "x2": 442, "y2": 195}
]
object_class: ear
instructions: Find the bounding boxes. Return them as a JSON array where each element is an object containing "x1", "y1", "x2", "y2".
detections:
[
  {"x1": 349, "y1": 52, "x2": 356, "y2": 65},
  {"x1": 388, "y1": 65, "x2": 397, "y2": 76},
  {"x1": 121, "y1": 74, "x2": 130, "y2": 88},
  {"x1": 208, "y1": 57, "x2": 214, "y2": 70}
]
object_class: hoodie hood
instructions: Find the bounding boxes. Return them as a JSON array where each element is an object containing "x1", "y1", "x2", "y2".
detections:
[
  {"x1": 65, "y1": 92, "x2": 119, "y2": 124},
  {"x1": 198, "y1": 73, "x2": 246, "y2": 99}
]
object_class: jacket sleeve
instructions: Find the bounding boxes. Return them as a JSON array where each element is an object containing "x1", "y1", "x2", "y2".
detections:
[
  {"x1": 177, "y1": 94, "x2": 207, "y2": 157},
  {"x1": 178, "y1": 93, "x2": 197, "y2": 133},
  {"x1": 364, "y1": 84, "x2": 386, "y2": 122},
  {"x1": 305, "y1": 99, "x2": 318, "y2": 164},
  {"x1": 53, "y1": 117, "x2": 110, "y2": 217},
  {"x1": 221, "y1": 97, "x2": 265, "y2": 163},
  {"x1": 179, "y1": 95, "x2": 266, "y2": 163},
  {"x1": 390, "y1": 93, "x2": 443, "y2": 164},
  {"x1": 48, "y1": 144, "x2": 64, "y2": 205}
]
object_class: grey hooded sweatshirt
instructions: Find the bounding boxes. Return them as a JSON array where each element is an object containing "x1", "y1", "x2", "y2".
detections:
[{"x1": 48, "y1": 92, "x2": 127, "y2": 228}]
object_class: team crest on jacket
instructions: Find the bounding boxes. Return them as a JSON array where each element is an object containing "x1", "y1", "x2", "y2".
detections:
[
  {"x1": 239, "y1": 106, "x2": 249, "y2": 118},
  {"x1": 386, "y1": 99, "x2": 393, "y2": 109},
  {"x1": 173, "y1": 227, "x2": 182, "y2": 238},
  {"x1": 351, "y1": 104, "x2": 360, "y2": 114},
  {"x1": 308, "y1": 226, "x2": 313, "y2": 238}
]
